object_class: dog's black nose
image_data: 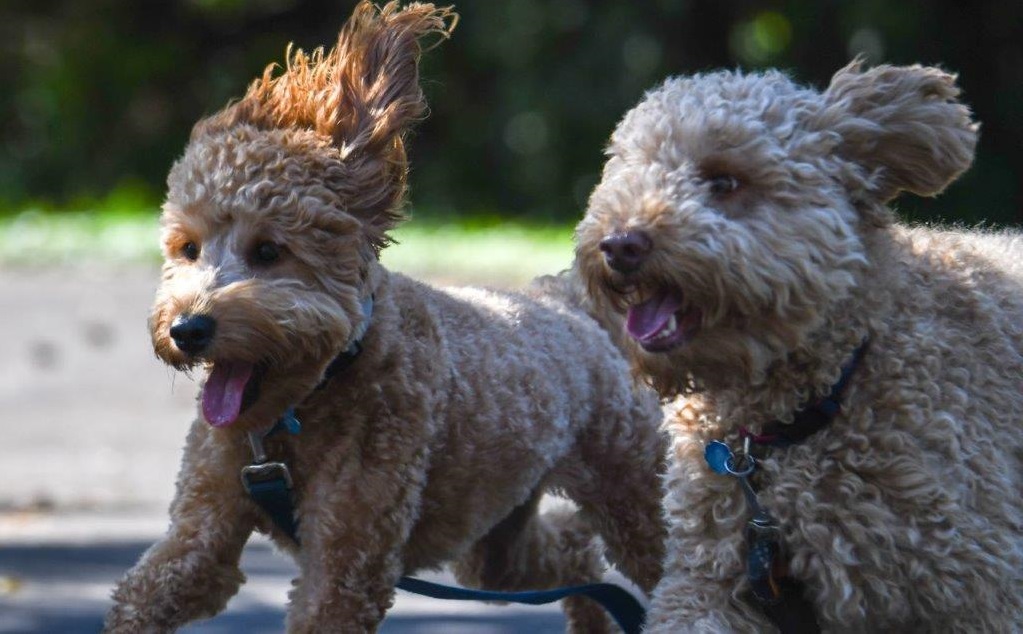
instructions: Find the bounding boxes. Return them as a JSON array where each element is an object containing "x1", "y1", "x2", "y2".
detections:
[
  {"x1": 169, "y1": 314, "x2": 216, "y2": 355},
  {"x1": 599, "y1": 231, "x2": 652, "y2": 274}
]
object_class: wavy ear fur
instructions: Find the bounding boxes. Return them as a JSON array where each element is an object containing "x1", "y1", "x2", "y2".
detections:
[
  {"x1": 814, "y1": 59, "x2": 978, "y2": 211},
  {"x1": 332, "y1": 1, "x2": 458, "y2": 154},
  {"x1": 195, "y1": 1, "x2": 457, "y2": 248}
]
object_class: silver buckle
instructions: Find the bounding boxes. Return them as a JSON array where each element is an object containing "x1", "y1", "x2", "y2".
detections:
[{"x1": 241, "y1": 462, "x2": 293, "y2": 492}]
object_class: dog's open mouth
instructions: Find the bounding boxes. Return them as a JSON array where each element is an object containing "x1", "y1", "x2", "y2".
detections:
[
  {"x1": 626, "y1": 289, "x2": 702, "y2": 352},
  {"x1": 201, "y1": 361, "x2": 264, "y2": 428}
]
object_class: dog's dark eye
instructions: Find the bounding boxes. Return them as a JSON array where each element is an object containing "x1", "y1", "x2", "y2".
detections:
[
  {"x1": 708, "y1": 175, "x2": 739, "y2": 195},
  {"x1": 182, "y1": 241, "x2": 200, "y2": 261},
  {"x1": 254, "y1": 241, "x2": 281, "y2": 265}
]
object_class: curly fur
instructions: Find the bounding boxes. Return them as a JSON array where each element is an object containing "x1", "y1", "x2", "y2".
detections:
[
  {"x1": 575, "y1": 60, "x2": 1023, "y2": 631},
  {"x1": 104, "y1": 3, "x2": 666, "y2": 632}
]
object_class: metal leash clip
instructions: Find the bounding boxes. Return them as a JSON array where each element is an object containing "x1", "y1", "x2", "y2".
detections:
[
  {"x1": 241, "y1": 426, "x2": 294, "y2": 493},
  {"x1": 241, "y1": 462, "x2": 293, "y2": 492},
  {"x1": 705, "y1": 438, "x2": 786, "y2": 604}
]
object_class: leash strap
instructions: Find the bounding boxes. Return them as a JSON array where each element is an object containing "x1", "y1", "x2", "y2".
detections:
[
  {"x1": 758, "y1": 579, "x2": 823, "y2": 634},
  {"x1": 395, "y1": 577, "x2": 646, "y2": 634},
  {"x1": 240, "y1": 294, "x2": 376, "y2": 531},
  {"x1": 746, "y1": 521, "x2": 819, "y2": 634},
  {"x1": 241, "y1": 410, "x2": 302, "y2": 545},
  {"x1": 707, "y1": 341, "x2": 870, "y2": 634},
  {"x1": 242, "y1": 465, "x2": 647, "y2": 633},
  {"x1": 243, "y1": 469, "x2": 300, "y2": 540},
  {"x1": 240, "y1": 300, "x2": 648, "y2": 633}
]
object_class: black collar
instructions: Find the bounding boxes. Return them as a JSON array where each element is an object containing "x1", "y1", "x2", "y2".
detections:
[
  {"x1": 315, "y1": 294, "x2": 374, "y2": 390},
  {"x1": 741, "y1": 340, "x2": 869, "y2": 447}
]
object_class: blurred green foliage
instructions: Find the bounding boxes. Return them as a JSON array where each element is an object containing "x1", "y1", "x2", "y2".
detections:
[
  {"x1": 1, "y1": 0, "x2": 1020, "y2": 225},
  {"x1": 0, "y1": 209, "x2": 574, "y2": 287}
]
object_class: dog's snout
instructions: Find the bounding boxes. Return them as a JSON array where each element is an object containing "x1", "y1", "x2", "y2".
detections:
[
  {"x1": 599, "y1": 231, "x2": 652, "y2": 274},
  {"x1": 169, "y1": 314, "x2": 216, "y2": 355}
]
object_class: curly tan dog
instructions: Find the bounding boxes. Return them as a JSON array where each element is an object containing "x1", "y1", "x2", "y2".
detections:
[
  {"x1": 103, "y1": 3, "x2": 666, "y2": 632},
  {"x1": 575, "y1": 61, "x2": 1023, "y2": 632}
]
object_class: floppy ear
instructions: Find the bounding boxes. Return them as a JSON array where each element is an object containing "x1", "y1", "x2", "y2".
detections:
[
  {"x1": 816, "y1": 60, "x2": 978, "y2": 206},
  {"x1": 330, "y1": 1, "x2": 456, "y2": 158},
  {"x1": 201, "y1": 1, "x2": 456, "y2": 249},
  {"x1": 321, "y1": 1, "x2": 456, "y2": 242}
]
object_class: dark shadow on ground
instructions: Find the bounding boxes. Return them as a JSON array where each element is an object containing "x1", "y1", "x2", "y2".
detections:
[{"x1": 0, "y1": 540, "x2": 564, "y2": 633}]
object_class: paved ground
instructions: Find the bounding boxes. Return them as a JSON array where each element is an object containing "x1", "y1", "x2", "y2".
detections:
[
  {"x1": 0, "y1": 512, "x2": 566, "y2": 633},
  {"x1": 0, "y1": 265, "x2": 608, "y2": 633},
  {"x1": 2, "y1": 266, "x2": 195, "y2": 511}
]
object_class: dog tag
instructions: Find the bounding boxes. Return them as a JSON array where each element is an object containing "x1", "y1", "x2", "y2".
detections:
[
  {"x1": 745, "y1": 514, "x2": 785, "y2": 603},
  {"x1": 706, "y1": 441, "x2": 772, "y2": 521},
  {"x1": 704, "y1": 440, "x2": 734, "y2": 475},
  {"x1": 706, "y1": 438, "x2": 795, "y2": 612}
]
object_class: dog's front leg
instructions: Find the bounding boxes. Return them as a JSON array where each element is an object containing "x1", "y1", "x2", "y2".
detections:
[
  {"x1": 104, "y1": 422, "x2": 255, "y2": 633},
  {"x1": 285, "y1": 423, "x2": 430, "y2": 633},
  {"x1": 646, "y1": 572, "x2": 772, "y2": 633},
  {"x1": 645, "y1": 450, "x2": 778, "y2": 633}
]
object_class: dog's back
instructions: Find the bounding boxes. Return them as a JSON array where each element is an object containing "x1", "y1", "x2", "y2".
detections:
[
  {"x1": 529, "y1": 269, "x2": 633, "y2": 354},
  {"x1": 375, "y1": 272, "x2": 666, "y2": 582},
  {"x1": 896, "y1": 226, "x2": 1023, "y2": 356}
]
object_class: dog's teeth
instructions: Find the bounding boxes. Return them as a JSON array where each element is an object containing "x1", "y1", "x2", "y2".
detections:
[{"x1": 652, "y1": 315, "x2": 678, "y2": 341}]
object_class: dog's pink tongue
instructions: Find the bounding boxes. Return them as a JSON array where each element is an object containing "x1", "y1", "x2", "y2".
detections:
[
  {"x1": 626, "y1": 292, "x2": 685, "y2": 341},
  {"x1": 202, "y1": 361, "x2": 254, "y2": 428}
]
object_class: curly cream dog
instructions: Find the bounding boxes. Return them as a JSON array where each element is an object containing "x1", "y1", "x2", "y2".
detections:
[
  {"x1": 576, "y1": 61, "x2": 1023, "y2": 631},
  {"x1": 104, "y1": 3, "x2": 666, "y2": 632}
]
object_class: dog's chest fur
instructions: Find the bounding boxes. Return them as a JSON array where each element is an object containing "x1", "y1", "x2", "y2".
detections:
[{"x1": 661, "y1": 228, "x2": 1023, "y2": 629}]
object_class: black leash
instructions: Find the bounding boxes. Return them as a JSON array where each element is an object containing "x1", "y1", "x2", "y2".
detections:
[
  {"x1": 238, "y1": 295, "x2": 647, "y2": 633},
  {"x1": 241, "y1": 415, "x2": 646, "y2": 633}
]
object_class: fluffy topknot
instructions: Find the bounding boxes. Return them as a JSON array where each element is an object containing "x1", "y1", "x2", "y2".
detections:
[
  {"x1": 233, "y1": 2, "x2": 455, "y2": 149},
  {"x1": 192, "y1": 1, "x2": 457, "y2": 251}
]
